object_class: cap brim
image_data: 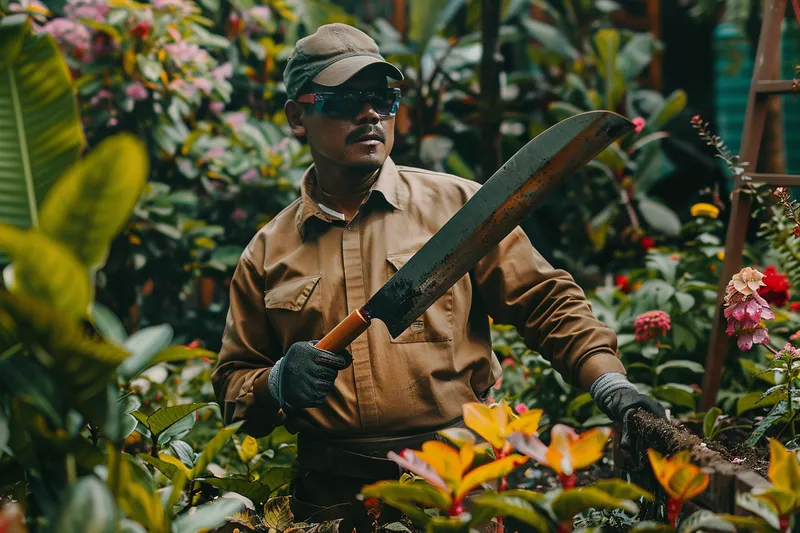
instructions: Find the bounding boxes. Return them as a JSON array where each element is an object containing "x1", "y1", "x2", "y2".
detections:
[{"x1": 312, "y1": 56, "x2": 404, "y2": 87}]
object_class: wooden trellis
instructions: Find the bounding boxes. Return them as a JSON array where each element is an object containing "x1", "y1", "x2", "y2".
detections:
[{"x1": 702, "y1": 0, "x2": 800, "y2": 410}]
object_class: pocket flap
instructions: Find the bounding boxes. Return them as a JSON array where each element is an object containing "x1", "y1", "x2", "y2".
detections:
[
  {"x1": 387, "y1": 252, "x2": 415, "y2": 272},
  {"x1": 264, "y1": 274, "x2": 321, "y2": 311}
]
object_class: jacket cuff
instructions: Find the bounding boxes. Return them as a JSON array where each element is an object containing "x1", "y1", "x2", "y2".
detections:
[
  {"x1": 253, "y1": 367, "x2": 279, "y2": 407},
  {"x1": 573, "y1": 350, "x2": 626, "y2": 390}
]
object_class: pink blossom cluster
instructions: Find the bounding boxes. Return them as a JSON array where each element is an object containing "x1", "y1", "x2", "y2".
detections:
[
  {"x1": 64, "y1": 0, "x2": 109, "y2": 22},
  {"x1": 634, "y1": 310, "x2": 671, "y2": 342},
  {"x1": 41, "y1": 18, "x2": 92, "y2": 60},
  {"x1": 724, "y1": 267, "x2": 775, "y2": 350}
]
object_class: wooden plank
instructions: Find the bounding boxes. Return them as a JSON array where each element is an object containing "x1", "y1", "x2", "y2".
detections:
[
  {"x1": 749, "y1": 172, "x2": 800, "y2": 186},
  {"x1": 755, "y1": 80, "x2": 797, "y2": 94}
]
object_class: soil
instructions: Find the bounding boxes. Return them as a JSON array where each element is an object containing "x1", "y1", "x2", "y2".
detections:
[{"x1": 628, "y1": 410, "x2": 770, "y2": 477}]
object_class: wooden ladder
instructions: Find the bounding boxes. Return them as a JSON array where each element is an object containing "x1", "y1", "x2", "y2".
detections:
[{"x1": 702, "y1": 0, "x2": 800, "y2": 410}]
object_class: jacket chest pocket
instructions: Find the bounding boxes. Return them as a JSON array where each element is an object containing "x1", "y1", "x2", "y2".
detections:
[
  {"x1": 386, "y1": 253, "x2": 453, "y2": 344},
  {"x1": 264, "y1": 274, "x2": 324, "y2": 347}
]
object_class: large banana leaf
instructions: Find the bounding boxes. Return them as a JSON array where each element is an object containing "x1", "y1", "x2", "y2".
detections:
[{"x1": 0, "y1": 15, "x2": 85, "y2": 233}]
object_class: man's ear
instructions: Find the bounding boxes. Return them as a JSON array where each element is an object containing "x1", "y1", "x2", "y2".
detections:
[{"x1": 284, "y1": 100, "x2": 306, "y2": 137}]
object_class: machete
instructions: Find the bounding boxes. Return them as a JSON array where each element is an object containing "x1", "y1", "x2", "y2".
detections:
[{"x1": 316, "y1": 110, "x2": 633, "y2": 354}]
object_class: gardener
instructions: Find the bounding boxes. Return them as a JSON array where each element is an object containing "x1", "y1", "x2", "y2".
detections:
[{"x1": 211, "y1": 22, "x2": 665, "y2": 532}]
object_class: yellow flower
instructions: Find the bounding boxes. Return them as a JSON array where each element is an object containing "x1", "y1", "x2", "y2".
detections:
[
  {"x1": 507, "y1": 424, "x2": 611, "y2": 480},
  {"x1": 690, "y1": 202, "x2": 720, "y2": 219},
  {"x1": 716, "y1": 251, "x2": 725, "y2": 261},
  {"x1": 751, "y1": 438, "x2": 800, "y2": 518},
  {"x1": 386, "y1": 437, "x2": 527, "y2": 510},
  {"x1": 647, "y1": 449, "x2": 709, "y2": 502},
  {"x1": 462, "y1": 400, "x2": 543, "y2": 455}
]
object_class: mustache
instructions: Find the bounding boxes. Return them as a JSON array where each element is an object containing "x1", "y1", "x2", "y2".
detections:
[{"x1": 346, "y1": 125, "x2": 385, "y2": 144}]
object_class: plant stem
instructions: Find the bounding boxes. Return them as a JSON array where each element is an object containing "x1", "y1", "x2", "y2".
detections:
[
  {"x1": 789, "y1": 353, "x2": 796, "y2": 439},
  {"x1": 666, "y1": 498, "x2": 682, "y2": 527}
]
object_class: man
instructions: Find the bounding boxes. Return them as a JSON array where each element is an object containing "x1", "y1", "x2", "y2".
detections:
[{"x1": 211, "y1": 22, "x2": 665, "y2": 532}]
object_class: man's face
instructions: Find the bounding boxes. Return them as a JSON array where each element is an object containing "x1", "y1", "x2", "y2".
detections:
[{"x1": 294, "y1": 70, "x2": 396, "y2": 172}]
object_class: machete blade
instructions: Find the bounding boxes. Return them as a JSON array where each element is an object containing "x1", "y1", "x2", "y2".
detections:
[{"x1": 362, "y1": 110, "x2": 633, "y2": 338}]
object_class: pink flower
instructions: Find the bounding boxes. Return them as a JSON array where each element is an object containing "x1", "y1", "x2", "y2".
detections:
[
  {"x1": 224, "y1": 111, "x2": 247, "y2": 131},
  {"x1": 107, "y1": 116, "x2": 118, "y2": 126},
  {"x1": 169, "y1": 79, "x2": 198, "y2": 100},
  {"x1": 125, "y1": 81, "x2": 148, "y2": 101},
  {"x1": 634, "y1": 310, "x2": 671, "y2": 342},
  {"x1": 231, "y1": 207, "x2": 247, "y2": 223},
  {"x1": 202, "y1": 146, "x2": 225, "y2": 161},
  {"x1": 164, "y1": 41, "x2": 210, "y2": 67},
  {"x1": 493, "y1": 377, "x2": 502, "y2": 390},
  {"x1": 239, "y1": 168, "x2": 259, "y2": 183},
  {"x1": 209, "y1": 101, "x2": 225, "y2": 116},
  {"x1": 724, "y1": 267, "x2": 774, "y2": 351},
  {"x1": 65, "y1": 0, "x2": 108, "y2": 22},
  {"x1": 41, "y1": 18, "x2": 92, "y2": 60},
  {"x1": 211, "y1": 62, "x2": 233, "y2": 84},
  {"x1": 192, "y1": 76, "x2": 212, "y2": 95},
  {"x1": 514, "y1": 403, "x2": 529, "y2": 414},
  {"x1": 502, "y1": 357, "x2": 515, "y2": 368},
  {"x1": 244, "y1": 5, "x2": 270, "y2": 33},
  {"x1": 632, "y1": 116, "x2": 646, "y2": 134}
]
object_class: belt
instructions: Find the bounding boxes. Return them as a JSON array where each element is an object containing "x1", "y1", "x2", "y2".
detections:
[{"x1": 296, "y1": 417, "x2": 466, "y2": 480}]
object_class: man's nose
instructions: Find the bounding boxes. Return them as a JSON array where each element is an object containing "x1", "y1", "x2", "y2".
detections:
[{"x1": 354, "y1": 102, "x2": 380, "y2": 124}]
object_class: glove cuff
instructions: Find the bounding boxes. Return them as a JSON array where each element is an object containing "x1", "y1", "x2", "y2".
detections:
[
  {"x1": 590, "y1": 372, "x2": 638, "y2": 418},
  {"x1": 267, "y1": 357, "x2": 285, "y2": 406}
]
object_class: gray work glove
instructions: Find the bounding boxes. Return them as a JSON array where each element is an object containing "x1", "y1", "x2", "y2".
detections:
[
  {"x1": 590, "y1": 372, "x2": 667, "y2": 451},
  {"x1": 267, "y1": 341, "x2": 352, "y2": 410}
]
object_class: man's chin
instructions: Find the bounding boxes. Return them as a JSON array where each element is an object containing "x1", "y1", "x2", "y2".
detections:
[{"x1": 343, "y1": 152, "x2": 386, "y2": 172}]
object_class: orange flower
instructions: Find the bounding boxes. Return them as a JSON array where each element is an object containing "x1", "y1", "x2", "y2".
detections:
[
  {"x1": 647, "y1": 449, "x2": 709, "y2": 525},
  {"x1": 507, "y1": 424, "x2": 611, "y2": 487},
  {"x1": 387, "y1": 436, "x2": 527, "y2": 515},
  {"x1": 462, "y1": 400, "x2": 543, "y2": 455}
]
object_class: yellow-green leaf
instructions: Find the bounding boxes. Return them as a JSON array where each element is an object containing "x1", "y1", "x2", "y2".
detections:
[
  {"x1": 594, "y1": 28, "x2": 621, "y2": 109},
  {"x1": 457, "y1": 454, "x2": 527, "y2": 499},
  {"x1": 592, "y1": 478, "x2": 654, "y2": 502},
  {"x1": 463, "y1": 403, "x2": 505, "y2": 450},
  {"x1": 237, "y1": 435, "x2": 259, "y2": 463},
  {"x1": 39, "y1": 133, "x2": 149, "y2": 271},
  {"x1": 470, "y1": 492, "x2": 549, "y2": 532},
  {"x1": 0, "y1": 223, "x2": 90, "y2": 320},
  {"x1": 0, "y1": 15, "x2": 85, "y2": 236},
  {"x1": 150, "y1": 345, "x2": 217, "y2": 364},
  {"x1": 262, "y1": 496, "x2": 294, "y2": 531},
  {"x1": 190, "y1": 421, "x2": 243, "y2": 479},
  {"x1": 136, "y1": 402, "x2": 210, "y2": 437}
]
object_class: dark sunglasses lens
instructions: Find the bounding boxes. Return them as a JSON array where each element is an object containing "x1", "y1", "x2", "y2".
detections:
[
  {"x1": 368, "y1": 92, "x2": 398, "y2": 116},
  {"x1": 318, "y1": 91, "x2": 399, "y2": 117}
]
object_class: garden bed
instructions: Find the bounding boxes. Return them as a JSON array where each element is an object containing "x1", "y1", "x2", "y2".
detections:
[{"x1": 614, "y1": 411, "x2": 772, "y2": 517}]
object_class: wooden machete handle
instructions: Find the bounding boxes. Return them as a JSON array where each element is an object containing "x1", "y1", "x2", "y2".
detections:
[{"x1": 315, "y1": 308, "x2": 371, "y2": 354}]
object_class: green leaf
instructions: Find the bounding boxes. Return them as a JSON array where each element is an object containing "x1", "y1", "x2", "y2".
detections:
[
  {"x1": 647, "y1": 89, "x2": 687, "y2": 131},
  {"x1": 0, "y1": 291, "x2": 129, "y2": 399},
  {"x1": 118, "y1": 324, "x2": 174, "y2": 381},
  {"x1": 633, "y1": 143, "x2": 666, "y2": 195},
  {"x1": 157, "y1": 411, "x2": 197, "y2": 446},
  {"x1": 596, "y1": 142, "x2": 629, "y2": 173},
  {"x1": 0, "y1": 409, "x2": 9, "y2": 458},
  {"x1": 190, "y1": 421, "x2": 243, "y2": 479},
  {"x1": 652, "y1": 384, "x2": 696, "y2": 409},
  {"x1": 39, "y1": 133, "x2": 149, "y2": 271},
  {"x1": 703, "y1": 407, "x2": 723, "y2": 438},
  {"x1": 409, "y1": 0, "x2": 449, "y2": 54},
  {"x1": 637, "y1": 279, "x2": 676, "y2": 306},
  {"x1": 138, "y1": 454, "x2": 183, "y2": 479},
  {"x1": 744, "y1": 400, "x2": 789, "y2": 446},
  {"x1": 169, "y1": 440, "x2": 195, "y2": 467},
  {"x1": 0, "y1": 223, "x2": 90, "y2": 321},
  {"x1": 737, "y1": 389, "x2": 781, "y2": 415},
  {"x1": 135, "y1": 403, "x2": 211, "y2": 438},
  {"x1": 91, "y1": 302, "x2": 128, "y2": 345},
  {"x1": 594, "y1": 28, "x2": 622, "y2": 109},
  {"x1": 149, "y1": 345, "x2": 218, "y2": 365},
  {"x1": 717, "y1": 514, "x2": 780, "y2": 533},
  {"x1": 677, "y1": 510, "x2": 736, "y2": 533},
  {"x1": 200, "y1": 474, "x2": 296, "y2": 505},
  {"x1": 674, "y1": 292, "x2": 695, "y2": 313},
  {"x1": 567, "y1": 392, "x2": 594, "y2": 418},
  {"x1": 170, "y1": 497, "x2": 244, "y2": 533},
  {"x1": 522, "y1": 18, "x2": 579, "y2": 60},
  {"x1": 470, "y1": 492, "x2": 549, "y2": 532},
  {"x1": 617, "y1": 33, "x2": 658, "y2": 81},
  {"x1": 0, "y1": 16, "x2": 85, "y2": 236},
  {"x1": 734, "y1": 493, "x2": 782, "y2": 530},
  {"x1": 120, "y1": 414, "x2": 138, "y2": 439},
  {"x1": 591, "y1": 479, "x2": 654, "y2": 501},
  {"x1": 656, "y1": 360, "x2": 705, "y2": 375},
  {"x1": 210, "y1": 245, "x2": 244, "y2": 267},
  {"x1": 638, "y1": 196, "x2": 682, "y2": 236},
  {"x1": 551, "y1": 487, "x2": 638, "y2": 521},
  {"x1": 53, "y1": 476, "x2": 116, "y2": 533},
  {"x1": 361, "y1": 480, "x2": 451, "y2": 512}
]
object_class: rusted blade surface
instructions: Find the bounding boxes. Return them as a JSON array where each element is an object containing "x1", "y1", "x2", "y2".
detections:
[{"x1": 362, "y1": 110, "x2": 634, "y2": 339}]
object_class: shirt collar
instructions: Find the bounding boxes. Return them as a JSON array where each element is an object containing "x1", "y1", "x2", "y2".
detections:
[{"x1": 295, "y1": 157, "x2": 405, "y2": 239}]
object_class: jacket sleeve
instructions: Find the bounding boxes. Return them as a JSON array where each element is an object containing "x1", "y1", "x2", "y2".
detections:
[
  {"x1": 472, "y1": 226, "x2": 625, "y2": 389},
  {"x1": 210, "y1": 248, "x2": 286, "y2": 437}
]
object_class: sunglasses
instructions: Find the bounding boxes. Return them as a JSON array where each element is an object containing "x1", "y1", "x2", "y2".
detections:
[{"x1": 297, "y1": 88, "x2": 401, "y2": 118}]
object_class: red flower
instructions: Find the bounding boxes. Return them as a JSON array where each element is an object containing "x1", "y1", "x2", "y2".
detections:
[
  {"x1": 791, "y1": 302, "x2": 800, "y2": 312},
  {"x1": 632, "y1": 116, "x2": 646, "y2": 134},
  {"x1": 640, "y1": 236, "x2": 655, "y2": 250},
  {"x1": 758, "y1": 266, "x2": 791, "y2": 308},
  {"x1": 634, "y1": 310, "x2": 671, "y2": 342},
  {"x1": 129, "y1": 21, "x2": 150, "y2": 39},
  {"x1": 615, "y1": 274, "x2": 631, "y2": 293}
]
